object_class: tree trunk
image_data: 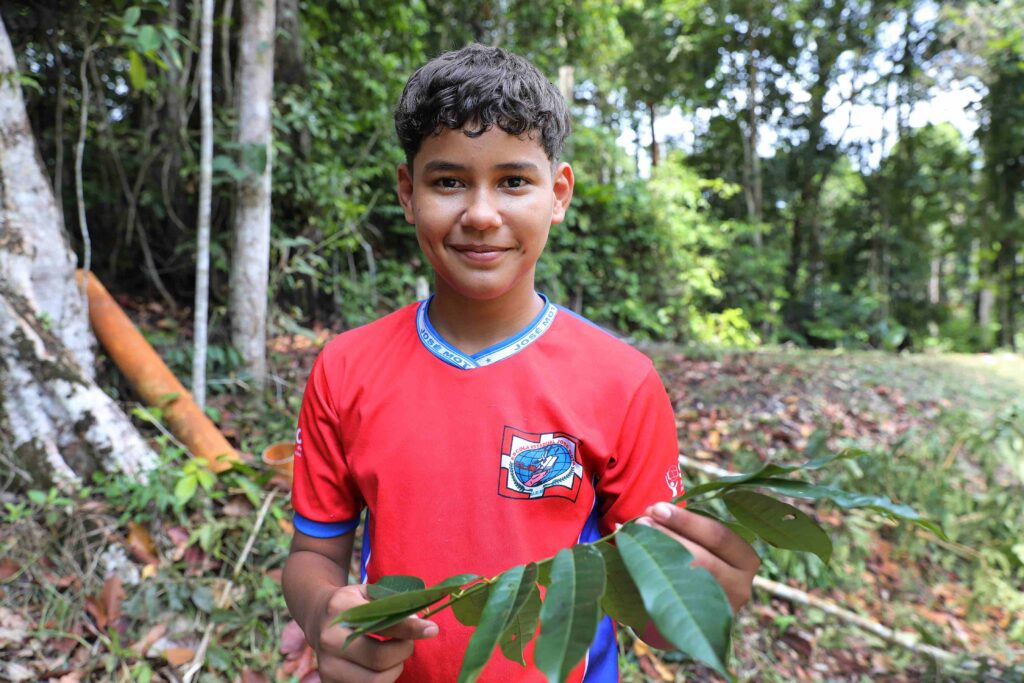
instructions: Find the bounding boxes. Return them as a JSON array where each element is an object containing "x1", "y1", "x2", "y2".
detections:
[
  {"x1": 192, "y1": 0, "x2": 214, "y2": 410},
  {"x1": 740, "y1": 9, "x2": 763, "y2": 243},
  {"x1": 647, "y1": 100, "x2": 658, "y2": 168},
  {"x1": 229, "y1": 0, "x2": 275, "y2": 387},
  {"x1": 275, "y1": 0, "x2": 304, "y2": 85},
  {"x1": 0, "y1": 15, "x2": 157, "y2": 487}
]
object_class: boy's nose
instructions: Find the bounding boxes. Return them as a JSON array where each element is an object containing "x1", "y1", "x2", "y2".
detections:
[{"x1": 461, "y1": 189, "x2": 502, "y2": 230}]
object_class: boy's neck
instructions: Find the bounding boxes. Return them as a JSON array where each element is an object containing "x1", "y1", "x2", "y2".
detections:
[{"x1": 427, "y1": 280, "x2": 545, "y2": 357}]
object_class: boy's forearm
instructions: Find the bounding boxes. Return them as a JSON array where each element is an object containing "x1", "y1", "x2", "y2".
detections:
[{"x1": 283, "y1": 548, "x2": 350, "y2": 644}]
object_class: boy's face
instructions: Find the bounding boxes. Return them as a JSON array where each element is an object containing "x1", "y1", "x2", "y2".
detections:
[{"x1": 396, "y1": 127, "x2": 573, "y2": 305}]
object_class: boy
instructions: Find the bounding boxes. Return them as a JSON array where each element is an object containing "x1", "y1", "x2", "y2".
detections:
[{"x1": 282, "y1": 44, "x2": 759, "y2": 683}]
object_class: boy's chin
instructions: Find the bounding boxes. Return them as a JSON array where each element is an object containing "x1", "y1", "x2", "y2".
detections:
[{"x1": 436, "y1": 280, "x2": 536, "y2": 305}]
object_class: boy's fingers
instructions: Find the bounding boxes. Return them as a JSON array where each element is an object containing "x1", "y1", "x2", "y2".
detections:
[
  {"x1": 318, "y1": 655, "x2": 404, "y2": 683},
  {"x1": 330, "y1": 634, "x2": 415, "y2": 672},
  {"x1": 643, "y1": 504, "x2": 761, "y2": 570},
  {"x1": 376, "y1": 616, "x2": 439, "y2": 641},
  {"x1": 637, "y1": 518, "x2": 754, "y2": 612},
  {"x1": 637, "y1": 518, "x2": 733, "y2": 574}
]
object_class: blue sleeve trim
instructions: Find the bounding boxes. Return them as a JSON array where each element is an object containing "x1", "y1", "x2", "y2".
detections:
[{"x1": 294, "y1": 512, "x2": 360, "y2": 538}]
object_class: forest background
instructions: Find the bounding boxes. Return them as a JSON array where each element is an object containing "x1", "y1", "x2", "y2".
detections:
[
  {"x1": 8, "y1": 0, "x2": 1024, "y2": 354},
  {"x1": 1, "y1": 0, "x2": 1024, "y2": 681}
]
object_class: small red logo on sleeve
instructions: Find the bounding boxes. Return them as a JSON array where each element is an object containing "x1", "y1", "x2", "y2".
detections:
[{"x1": 665, "y1": 465, "x2": 684, "y2": 497}]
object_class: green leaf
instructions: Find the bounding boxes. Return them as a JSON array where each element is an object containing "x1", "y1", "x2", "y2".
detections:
[
  {"x1": 677, "y1": 448, "x2": 865, "y2": 503},
  {"x1": 536, "y1": 557, "x2": 552, "y2": 586},
  {"x1": 340, "y1": 574, "x2": 479, "y2": 647},
  {"x1": 749, "y1": 479, "x2": 946, "y2": 539},
  {"x1": 123, "y1": 7, "x2": 141, "y2": 29},
  {"x1": 196, "y1": 468, "x2": 215, "y2": 491},
  {"x1": 367, "y1": 575, "x2": 426, "y2": 600},
  {"x1": 534, "y1": 545, "x2": 606, "y2": 683},
  {"x1": 340, "y1": 574, "x2": 477, "y2": 624},
  {"x1": 212, "y1": 155, "x2": 247, "y2": 183},
  {"x1": 137, "y1": 25, "x2": 161, "y2": 53},
  {"x1": 498, "y1": 586, "x2": 541, "y2": 665},
  {"x1": 127, "y1": 50, "x2": 147, "y2": 90},
  {"x1": 458, "y1": 564, "x2": 537, "y2": 683},
  {"x1": 191, "y1": 585, "x2": 214, "y2": 613},
  {"x1": 174, "y1": 475, "x2": 198, "y2": 505},
  {"x1": 723, "y1": 521, "x2": 758, "y2": 544},
  {"x1": 617, "y1": 523, "x2": 733, "y2": 678},
  {"x1": 452, "y1": 583, "x2": 490, "y2": 626},
  {"x1": 596, "y1": 541, "x2": 650, "y2": 633},
  {"x1": 723, "y1": 491, "x2": 832, "y2": 563},
  {"x1": 27, "y1": 490, "x2": 47, "y2": 505}
]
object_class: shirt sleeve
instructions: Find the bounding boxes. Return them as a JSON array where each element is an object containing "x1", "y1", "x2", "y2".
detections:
[
  {"x1": 596, "y1": 364, "x2": 682, "y2": 535},
  {"x1": 291, "y1": 351, "x2": 364, "y2": 537}
]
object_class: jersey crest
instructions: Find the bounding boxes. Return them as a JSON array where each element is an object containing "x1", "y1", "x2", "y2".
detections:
[{"x1": 498, "y1": 427, "x2": 583, "y2": 501}]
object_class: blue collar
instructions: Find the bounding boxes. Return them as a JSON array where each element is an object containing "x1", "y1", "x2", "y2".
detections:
[{"x1": 415, "y1": 294, "x2": 558, "y2": 370}]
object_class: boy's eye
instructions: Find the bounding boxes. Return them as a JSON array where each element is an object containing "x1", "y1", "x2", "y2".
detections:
[
  {"x1": 436, "y1": 177, "x2": 463, "y2": 189},
  {"x1": 503, "y1": 176, "x2": 529, "y2": 189}
]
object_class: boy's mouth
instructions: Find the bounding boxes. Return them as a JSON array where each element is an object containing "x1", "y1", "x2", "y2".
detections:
[{"x1": 449, "y1": 244, "x2": 513, "y2": 262}]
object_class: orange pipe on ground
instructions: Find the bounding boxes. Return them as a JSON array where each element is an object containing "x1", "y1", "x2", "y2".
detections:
[
  {"x1": 77, "y1": 270, "x2": 239, "y2": 472},
  {"x1": 262, "y1": 441, "x2": 295, "y2": 488}
]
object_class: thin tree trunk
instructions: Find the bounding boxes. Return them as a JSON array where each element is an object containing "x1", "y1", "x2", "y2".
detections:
[
  {"x1": 0, "y1": 15, "x2": 157, "y2": 486},
  {"x1": 648, "y1": 100, "x2": 658, "y2": 168},
  {"x1": 740, "y1": 9, "x2": 763, "y2": 242},
  {"x1": 229, "y1": 0, "x2": 275, "y2": 387},
  {"x1": 275, "y1": 0, "x2": 303, "y2": 85},
  {"x1": 192, "y1": 0, "x2": 215, "y2": 409},
  {"x1": 221, "y1": 0, "x2": 235, "y2": 107},
  {"x1": 74, "y1": 45, "x2": 93, "y2": 279},
  {"x1": 52, "y1": 40, "x2": 65, "y2": 227}
]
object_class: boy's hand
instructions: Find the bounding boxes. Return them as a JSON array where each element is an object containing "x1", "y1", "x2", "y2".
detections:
[
  {"x1": 309, "y1": 583, "x2": 439, "y2": 683},
  {"x1": 637, "y1": 502, "x2": 760, "y2": 614}
]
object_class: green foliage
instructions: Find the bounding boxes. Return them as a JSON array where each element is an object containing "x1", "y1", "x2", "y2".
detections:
[
  {"x1": 337, "y1": 450, "x2": 938, "y2": 680},
  {"x1": 460, "y1": 564, "x2": 537, "y2": 682},
  {"x1": 534, "y1": 546, "x2": 605, "y2": 681},
  {"x1": 14, "y1": 0, "x2": 1021, "y2": 348}
]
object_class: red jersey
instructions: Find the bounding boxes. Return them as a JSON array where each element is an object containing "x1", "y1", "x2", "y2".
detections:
[{"x1": 292, "y1": 296, "x2": 681, "y2": 682}]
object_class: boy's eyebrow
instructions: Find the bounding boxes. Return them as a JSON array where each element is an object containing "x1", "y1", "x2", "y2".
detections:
[{"x1": 421, "y1": 160, "x2": 542, "y2": 173}]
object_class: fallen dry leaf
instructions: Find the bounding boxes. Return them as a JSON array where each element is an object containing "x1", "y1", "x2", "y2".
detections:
[
  {"x1": 163, "y1": 646, "x2": 196, "y2": 666},
  {"x1": 84, "y1": 575, "x2": 125, "y2": 631},
  {"x1": 238, "y1": 667, "x2": 271, "y2": 683},
  {"x1": 0, "y1": 558, "x2": 20, "y2": 581},
  {"x1": 126, "y1": 521, "x2": 159, "y2": 565},
  {"x1": 0, "y1": 607, "x2": 30, "y2": 646},
  {"x1": 222, "y1": 497, "x2": 253, "y2": 517},
  {"x1": 130, "y1": 623, "x2": 167, "y2": 656},
  {"x1": 41, "y1": 571, "x2": 78, "y2": 589},
  {"x1": 101, "y1": 575, "x2": 125, "y2": 625}
]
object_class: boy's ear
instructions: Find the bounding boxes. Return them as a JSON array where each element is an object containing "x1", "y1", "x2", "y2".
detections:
[
  {"x1": 396, "y1": 163, "x2": 416, "y2": 224},
  {"x1": 550, "y1": 162, "x2": 575, "y2": 225}
]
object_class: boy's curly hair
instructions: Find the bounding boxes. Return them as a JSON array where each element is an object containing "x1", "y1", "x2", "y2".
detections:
[{"x1": 394, "y1": 44, "x2": 571, "y2": 165}]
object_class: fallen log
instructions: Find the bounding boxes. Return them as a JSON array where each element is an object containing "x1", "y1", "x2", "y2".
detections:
[{"x1": 78, "y1": 271, "x2": 238, "y2": 472}]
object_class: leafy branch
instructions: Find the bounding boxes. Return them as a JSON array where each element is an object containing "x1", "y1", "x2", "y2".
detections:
[{"x1": 335, "y1": 448, "x2": 943, "y2": 682}]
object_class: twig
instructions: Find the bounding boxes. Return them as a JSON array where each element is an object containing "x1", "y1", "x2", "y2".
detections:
[
  {"x1": 753, "y1": 576, "x2": 962, "y2": 664},
  {"x1": 132, "y1": 403, "x2": 196, "y2": 459},
  {"x1": 181, "y1": 489, "x2": 278, "y2": 683},
  {"x1": 678, "y1": 454, "x2": 735, "y2": 479}
]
